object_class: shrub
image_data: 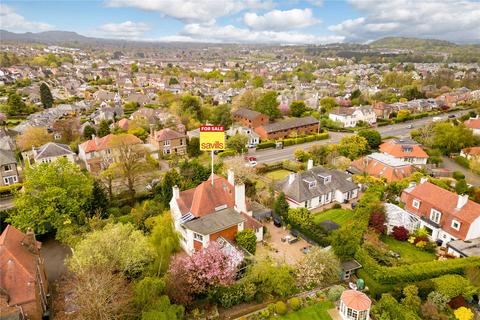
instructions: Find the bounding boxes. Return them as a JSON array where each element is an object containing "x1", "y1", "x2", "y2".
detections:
[
  {"x1": 449, "y1": 296, "x2": 467, "y2": 309},
  {"x1": 392, "y1": 226, "x2": 409, "y2": 241},
  {"x1": 282, "y1": 139, "x2": 295, "y2": 147},
  {"x1": 256, "y1": 142, "x2": 276, "y2": 150},
  {"x1": 259, "y1": 309, "x2": 270, "y2": 319},
  {"x1": 454, "y1": 156, "x2": 470, "y2": 169},
  {"x1": 332, "y1": 203, "x2": 342, "y2": 209},
  {"x1": 0, "y1": 183, "x2": 22, "y2": 195},
  {"x1": 275, "y1": 301, "x2": 288, "y2": 315},
  {"x1": 217, "y1": 149, "x2": 237, "y2": 158},
  {"x1": 288, "y1": 297, "x2": 301, "y2": 311},
  {"x1": 235, "y1": 229, "x2": 257, "y2": 254},
  {"x1": 454, "y1": 307, "x2": 474, "y2": 320},
  {"x1": 327, "y1": 285, "x2": 345, "y2": 302},
  {"x1": 453, "y1": 171, "x2": 466, "y2": 180},
  {"x1": 117, "y1": 214, "x2": 134, "y2": 224},
  {"x1": 315, "y1": 132, "x2": 329, "y2": 140}
]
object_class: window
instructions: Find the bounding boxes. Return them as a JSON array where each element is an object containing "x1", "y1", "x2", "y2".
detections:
[
  {"x1": 412, "y1": 199, "x2": 420, "y2": 209},
  {"x1": 193, "y1": 233, "x2": 203, "y2": 241},
  {"x1": 451, "y1": 220, "x2": 461, "y2": 231},
  {"x1": 164, "y1": 140, "x2": 171, "y2": 146},
  {"x1": 308, "y1": 181, "x2": 316, "y2": 189},
  {"x1": 3, "y1": 175, "x2": 18, "y2": 185},
  {"x1": 430, "y1": 208, "x2": 442, "y2": 224},
  {"x1": 3, "y1": 164, "x2": 12, "y2": 172}
]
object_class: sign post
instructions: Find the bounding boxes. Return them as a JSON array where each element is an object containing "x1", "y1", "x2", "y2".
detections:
[{"x1": 199, "y1": 125, "x2": 225, "y2": 185}]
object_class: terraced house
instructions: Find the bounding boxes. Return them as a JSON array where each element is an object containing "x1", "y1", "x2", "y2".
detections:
[{"x1": 254, "y1": 116, "x2": 319, "y2": 140}]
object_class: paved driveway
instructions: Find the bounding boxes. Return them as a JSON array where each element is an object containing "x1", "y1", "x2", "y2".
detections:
[{"x1": 442, "y1": 156, "x2": 480, "y2": 186}]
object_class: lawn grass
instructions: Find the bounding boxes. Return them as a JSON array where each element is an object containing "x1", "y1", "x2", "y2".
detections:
[
  {"x1": 278, "y1": 301, "x2": 334, "y2": 320},
  {"x1": 381, "y1": 236, "x2": 436, "y2": 264},
  {"x1": 312, "y1": 208, "x2": 355, "y2": 226},
  {"x1": 265, "y1": 169, "x2": 292, "y2": 180}
]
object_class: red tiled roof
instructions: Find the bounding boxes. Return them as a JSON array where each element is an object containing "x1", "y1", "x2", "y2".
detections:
[
  {"x1": 151, "y1": 128, "x2": 186, "y2": 142},
  {"x1": 79, "y1": 133, "x2": 142, "y2": 153},
  {"x1": 341, "y1": 290, "x2": 371, "y2": 310},
  {"x1": 465, "y1": 118, "x2": 480, "y2": 129},
  {"x1": 402, "y1": 181, "x2": 480, "y2": 239},
  {"x1": 117, "y1": 118, "x2": 129, "y2": 130},
  {"x1": 0, "y1": 225, "x2": 42, "y2": 305},
  {"x1": 462, "y1": 146, "x2": 480, "y2": 156},
  {"x1": 351, "y1": 157, "x2": 414, "y2": 182},
  {"x1": 178, "y1": 174, "x2": 235, "y2": 217},
  {"x1": 379, "y1": 140, "x2": 428, "y2": 159}
]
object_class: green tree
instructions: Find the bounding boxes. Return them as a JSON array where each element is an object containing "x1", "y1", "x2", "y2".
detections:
[
  {"x1": 68, "y1": 223, "x2": 155, "y2": 278},
  {"x1": 210, "y1": 104, "x2": 232, "y2": 128},
  {"x1": 432, "y1": 123, "x2": 475, "y2": 155},
  {"x1": 235, "y1": 229, "x2": 257, "y2": 254},
  {"x1": 358, "y1": 129, "x2": 382, "y2": 150},
  {"x1": 244, "y1": 260, "x2": 296, "y2": 298},
  {"x1": 372, "y1": 294, "x2": 421, "y2": 320},
  {"x1": 251, "y1": 76, "x2": 264, "y2": 88},
  {"x1": 432, "y1": 274, "x2": 477, "y2": 300},
  {"x1": 40, "y1": 82, "x2": 53, "y2": 108},
  {"x1": 296, "y1": 247, "x2": 341, "y2": 289},
  {"x1": 131, "y1": 63, "x2": 139, "y2": 73},
  {"x1": 320, "y1": 97, "x2": 338, "y2": 113},
  {"x1": 455, "y1": 179, "x2": 469, "y2": 195},
  {"x1": 97, "y1": 120, "x2": 111, "y2": 137},
  {"x1": 289, "y1": 100, "x2": 308, "y2": 117},
  {"x1": 187, "y1": 137, "x2": 201, "y2": 157},
  {"x1": 157, "y1": 169, "x2": 183, "y2": 207},
  {"x1": 226, "y1": 134, "x2": 248, "y2": 154},
  {"x1": 149, "y1": 214, "x2": 180, "y2": 276},
  {"x1": 4, "y1": 93, "x2": 27, "y2": 115},
  {"x1": 16, "y1": 126, "x2": 53, "y2": 151},
  {"x1": 168, "y1": 77, "x2": 179, "y2": 85},
  {"x1": 9, "y1": 158, "x2": 93, "y2": 242},
  {"x1": 254, "y1": 91, "x2": 280, "y2": 120},
  {"x1": 180, "y1": 94, "x2": 202, "y2": 120},
  {"x1": 273, "y1": 192, "x2": 289, "y2": 219},
  {"x1": 329, "y1": 222, "x2": 363, "y2": 261},
  {"x1": 338, "y1": 135, "x2": 369, "y2": 160},
  {"x1": 402, "y1": 285, "x2": 422, "y2": 313}
]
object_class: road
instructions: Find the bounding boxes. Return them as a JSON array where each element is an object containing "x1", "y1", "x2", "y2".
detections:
[
  {"x1": 442, "y1": 156, "x2": 480, "y2": 186},
  {"x1": 253, "y1": 110, "x2": 470, "y2": 164}
]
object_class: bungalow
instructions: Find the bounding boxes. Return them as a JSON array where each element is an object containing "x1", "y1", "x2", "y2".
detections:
[
  {"x1": 400, "y1": 179, "x2": 480, "y2": 246},
  {"x1": 170, "y1": 170, "x2": 264, "y2": 255},
  {"x1": 25, "y1": 142, "x2": 76, "y2": 165},
  {"x1": 350, "y1": 152, "x2": 415, "y2": 182},
  {"x1": 148, "y1": 128, "x2": 187, "y2": 155},
  {"x1": 232, "y1": 108, "x2": 269, "y2": 129},
  {"x1": 0, "y1": 225, "x2": 49, "y2": 320},
  {"x1": 379, "y1": 138, "x2": 429, "y2": 166},
  {"x1": 329, "y1": 106, "x2": 376, "y2": 128},
  {"x1": 274, "y1": 160, "x2": 359, "y2": 210},
  {"x1": 78, "y1": 133, "x2": 142, "y2": 173},
  {"x1": 254, "y1": 116, "x2": 319, "y2": 140},
  {"x1": 226, "y1": 125, "x2": 260, "y2": 147}
]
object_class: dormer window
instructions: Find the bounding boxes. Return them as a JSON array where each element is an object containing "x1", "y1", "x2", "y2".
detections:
[
  {"x1": 215, "y1": 204, "x2": 227, "y2": 211},
  {"x1": 451, "y1": 220, "x2": 461, "y2": 231},
  {"x1": 402, "y1": 146, "x2": 413, "y2": 152},
  {"x1": 412, "y1": 199, "x2": 420, "y2": 209},
  {"x1": 324, "y1": 175, "x2": 331, "y2": 184},
  {"x1": 308, "y1": 181, "x2": 316, "y2": 189},
  {"x1": 430, "y1": 208, "x2": 441, "y2": 224}
]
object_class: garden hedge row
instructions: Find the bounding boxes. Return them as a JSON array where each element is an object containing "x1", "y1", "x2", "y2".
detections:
[
  {"x1": 355, "y1": 247, "x2": 480, "y2": 285},
  {"x1": 256, "y1": 133, "x2": 329, "y2": 150}
]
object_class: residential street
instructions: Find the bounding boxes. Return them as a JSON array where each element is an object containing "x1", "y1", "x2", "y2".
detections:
[{"x1": 253, "y1": 110, "x2": 470, "y2": 164}]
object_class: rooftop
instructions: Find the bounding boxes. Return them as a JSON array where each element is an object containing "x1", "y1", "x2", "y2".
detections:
[{"x1": 183, "y1": 207, "x2": 245, "y2": 235}]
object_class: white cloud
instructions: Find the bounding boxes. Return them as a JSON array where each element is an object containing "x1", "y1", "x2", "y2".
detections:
[
  {"x1": 243, "y1": 8, "x2": 318, "y2": 31},
  {"x1": 306, "y1": 0, "x2": 324, "y2": 6},
  {"x1": 0, "y1": 4, "x2": 53, "y2": 31},
  {"x1": 329, "y1": 0, "x2": 480, "y2": 43},
  {"x1": 104, "y1": 0, "x2": 274, "y2": 24},
  {"x1": 159, "y1": 22, "x2": 343, "y2": 44},
  {"x1": 99, "y1": 21, "x2": 150, "y2": 38}
]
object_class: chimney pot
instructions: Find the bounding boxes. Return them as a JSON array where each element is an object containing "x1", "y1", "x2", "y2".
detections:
[
  {"x1": 172, "y1": 185, "x2": 180, "y2": 199},
  {"x1": 288, "y1": 173, "x2": 296, "y2": 185},
  {"x1": 456, "y1": 194, "x2": 469, "y2": 210}
]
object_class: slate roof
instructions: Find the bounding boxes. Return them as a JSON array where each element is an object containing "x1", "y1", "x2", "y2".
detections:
[
  {"x1": 34, "y1": 142, "x2": 74, "y2": 160},
  {"x1": 261, "y1": 116, "x2": 318, "y2": 133},
  {"x1": 233, "y1": 108, "x2": 263, "y2": 120},
  {"x1": 183, "y1": 207, "x2": 245, "y2": 235},
  {"x1": 0, "y1": 149, "x2": 16, "y2": 166},
  {"x1": 274, "y1": 166, "x2": 358, "y2": 203}
]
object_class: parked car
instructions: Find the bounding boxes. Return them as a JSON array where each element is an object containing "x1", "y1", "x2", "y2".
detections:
[
  {"x1": 406, "y1": 124, "x2": 413, "y2": 129},
  {"x1": 247, "y1": 143, "x2": 257, "y2": 148},
  {"x1": 244, "y1": 156, "x2": 257, "y2": 167},
  {"x1": 273, "y1": 216, "x2": 282, "y2": 227},
  {"x1": 288, "y1": 237, "x2": 299, "y2": 244},
  {"x1": 448, "y1": 114, "x2": 456, "y2": 118}
]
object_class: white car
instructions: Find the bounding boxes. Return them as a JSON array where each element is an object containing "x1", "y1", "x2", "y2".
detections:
[{"x1": 245, "y1": 160, "x2": 257, "y2": 167}]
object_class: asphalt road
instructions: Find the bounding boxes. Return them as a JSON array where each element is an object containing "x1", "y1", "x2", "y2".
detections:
[{"x1": 252, "y1": 110, "x2": 470, "y2": 164}]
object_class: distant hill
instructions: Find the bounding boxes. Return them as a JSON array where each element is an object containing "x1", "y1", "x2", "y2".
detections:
[
  {"x1": 0, "y1": 30, "x2": 92, "y2": 44},
  {"x1": 370, "y1": 37, "x2": 457, "y2": 49}
]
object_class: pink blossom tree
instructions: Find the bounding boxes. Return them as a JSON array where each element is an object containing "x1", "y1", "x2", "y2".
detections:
[{"x1": 167, "y1": 241, "x2": 242, "y2": 304}]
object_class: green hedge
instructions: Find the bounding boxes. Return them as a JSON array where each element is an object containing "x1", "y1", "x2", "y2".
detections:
[
  {"x1": 0, "y1": 183, "x2": 22, "y2": 195},
  {"x1": 256, "y1": 142, "x2": 276, "y2": 150},
  {"x1": 355, "y1": 247, "x2": 480, "y2": 285},
  {"x1": 217, "y1": 149, "x2": 237, "y2": 158},
  {"x1": 454, "y1": 156, "x2": 470, "y2": 169}
]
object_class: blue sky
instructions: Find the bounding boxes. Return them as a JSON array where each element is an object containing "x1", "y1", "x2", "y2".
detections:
[{"x1": 1, "y1": 0, "x2": 479, "y2": 44}]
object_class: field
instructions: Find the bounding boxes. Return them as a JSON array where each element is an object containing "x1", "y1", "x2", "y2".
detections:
[
  {"x1": 382, "y1": 236, "x2": 436, "y2": 264},
  {"x1": 265, "y1": 169, "x2": 292, "y2": 180},
  {"x1": 278, "y1": 301, "x2": 334, "y2": 320},
  {"x1": 312, "y1": 208, "x2": 355, "y2": 226}
]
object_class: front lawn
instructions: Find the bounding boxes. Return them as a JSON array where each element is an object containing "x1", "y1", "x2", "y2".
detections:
[
  {"x1": 313, "y1": 208, "x2": 355, "y2": 226},
  {"x1": 278, "y1": 301, "x2": 334, "y2": 320},
  {"x1": 382, "y1": 236, "x2": 436, "y2": 264},
  {"x1": 265, "y1": 169, "x2": 293, "y2": 180}
]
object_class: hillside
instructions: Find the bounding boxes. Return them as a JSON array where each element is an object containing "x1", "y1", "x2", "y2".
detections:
[{"x1": 370, "y1": 37, "x2": 457, "y2": 49}]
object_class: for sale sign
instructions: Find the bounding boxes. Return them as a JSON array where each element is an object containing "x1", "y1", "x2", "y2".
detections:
[{"x1": 199, "y1": 125, "x2": 225, "y2": 151}]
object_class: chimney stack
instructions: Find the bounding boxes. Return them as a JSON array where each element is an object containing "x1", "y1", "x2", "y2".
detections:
[
  {"x1": 227, "y1": 169, "x2": 235, "y2": 186},
  {"x1": 288, "y1": 173, "x2": 296, "y2": 185},
  {"x1": 172, "y1": 185, "x2": 180, "y2": 199},
  {"x1": 307, "y1": 159, "x2": 313, "y2": 170},
  {"x1": 456, "y1": 194, "x2": 468, "y2": 210},
  {"x1": 420, "y1": 177, "x2": 428, "y2": 184},
  {"x1": 234, "y1": 184, "x2": 247, "y2": 214},
  {"x1": 21, "y1": 228, "x2": 38, "y2": 254}
]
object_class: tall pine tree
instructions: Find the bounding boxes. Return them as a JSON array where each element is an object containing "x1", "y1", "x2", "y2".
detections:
[{"x1": 40, "y1": 82, "x2": 53, "y2": 108}]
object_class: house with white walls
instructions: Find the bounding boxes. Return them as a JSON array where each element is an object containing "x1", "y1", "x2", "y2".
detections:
[
  {"x1": 169, "y1": 170, "x2": 263, "y2": 255},
  {"x1": 329, "y1": 106, "x2": 376, "y2": 128},
  {"x1": 274, "y1": 160, "x2": 359, "y2": 210}
]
